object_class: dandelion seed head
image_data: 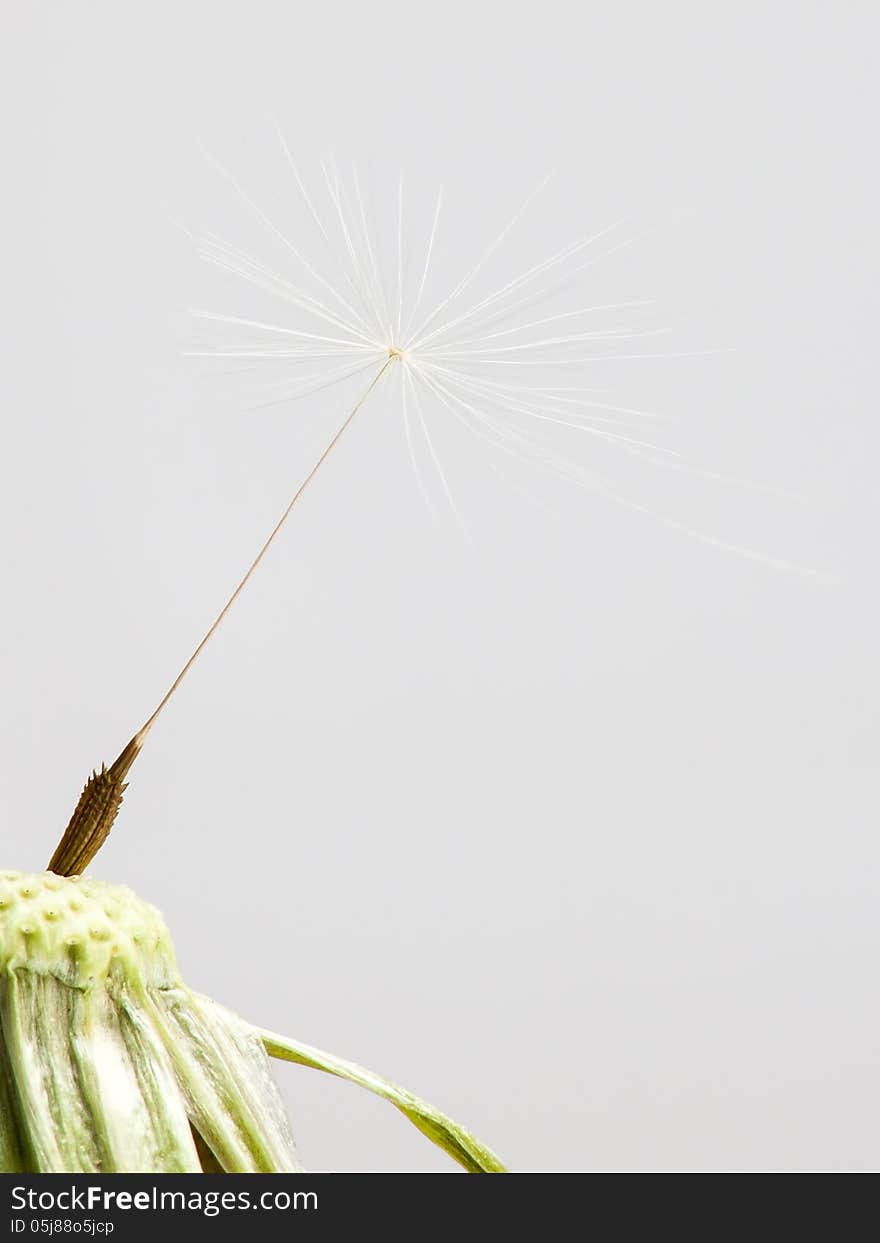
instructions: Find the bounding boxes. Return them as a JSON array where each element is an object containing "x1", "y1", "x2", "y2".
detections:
[
  {"x1": 183, "y1": 137, "x2": 813, "y2": 574},
  {"x1": 188, "y1": 148, "x2": 666, "y2": 509}
]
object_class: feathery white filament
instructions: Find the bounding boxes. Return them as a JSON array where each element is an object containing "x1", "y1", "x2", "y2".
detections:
[{"x1": 188, "y1": 153, "x2": 812, "y2": 573}]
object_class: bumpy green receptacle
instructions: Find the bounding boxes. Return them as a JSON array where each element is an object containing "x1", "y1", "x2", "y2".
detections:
[{"x1": 0, "y1": 870, "x2": 301, "y2": 1173}]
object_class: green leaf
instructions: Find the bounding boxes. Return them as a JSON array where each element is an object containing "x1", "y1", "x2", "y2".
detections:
[{"x1": 258, "y1": 1026, "x2": 507, "y2": 1173}]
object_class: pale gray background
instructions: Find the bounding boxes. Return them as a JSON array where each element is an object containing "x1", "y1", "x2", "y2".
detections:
[{"x1": 1, "y1": 3, "x2": 878, "y2": 1172}]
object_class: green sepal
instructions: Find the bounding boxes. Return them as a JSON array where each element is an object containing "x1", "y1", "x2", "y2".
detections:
[{"x1": 153, "y1": 990, "x2": 302, "y2": 1173}]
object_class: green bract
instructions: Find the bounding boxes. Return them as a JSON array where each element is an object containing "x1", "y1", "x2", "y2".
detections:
[{"x1": 0, "y1": 870, "x2": 505, "y2": 1174}]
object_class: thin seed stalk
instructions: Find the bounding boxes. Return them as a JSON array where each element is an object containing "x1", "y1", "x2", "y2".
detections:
[{"x1": 48, "y1": 359, "x2": 392, "y2": 878}]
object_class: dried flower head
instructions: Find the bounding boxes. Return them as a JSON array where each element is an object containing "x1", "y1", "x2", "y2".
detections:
[
  {"x1": 0, "y1": 870, "x2": 299, "y2": 1172},
  {"x1": 0, "y1": 870, "x2": 503, "y2": 1173}
]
